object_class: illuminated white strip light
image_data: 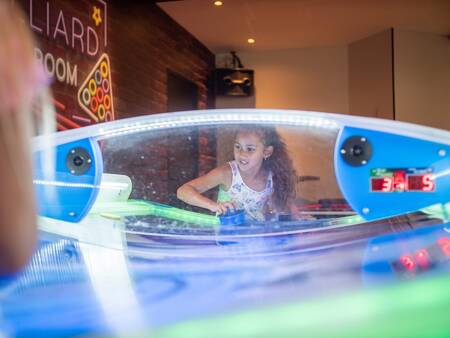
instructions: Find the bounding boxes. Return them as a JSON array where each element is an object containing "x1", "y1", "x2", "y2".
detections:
[
  {"x1": 96, "y1": 111, "x2": 339, "y2": 140},
  {"x1": 80, "y1": 242, "x2": 147, "y2": 334},
  {"x1": 33, "y1": 180, "x2": 129, "y2": 190},
  {"x1": 32, "y1": 109, "x2": 450, "y2": 151}
]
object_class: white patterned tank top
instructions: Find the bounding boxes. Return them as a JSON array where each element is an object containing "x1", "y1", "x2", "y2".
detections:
[{"x1": 217, "y1": 161, "x2": 273, "y2": 221}]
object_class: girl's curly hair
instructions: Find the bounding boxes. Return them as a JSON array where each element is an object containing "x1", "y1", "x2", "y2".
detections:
[{"x1": 235, "y1": 125, "x2": 297, "y2": 211}]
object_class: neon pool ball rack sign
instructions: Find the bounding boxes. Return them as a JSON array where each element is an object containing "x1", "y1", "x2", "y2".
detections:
[{"x1": 370, "y1": 168, "x2": 435, "y2": 193}]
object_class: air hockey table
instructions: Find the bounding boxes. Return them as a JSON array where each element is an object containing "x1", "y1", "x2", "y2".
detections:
[{"x1": 0, "y1": 109, "x2": 449, "y2": 337}]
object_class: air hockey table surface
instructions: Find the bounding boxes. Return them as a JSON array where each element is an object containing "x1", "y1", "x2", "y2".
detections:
[
  {"x1": 1, "y1": 109, "x2": 449, "y2": 337},
  {"x1": 1, "y1": 214, "x2": 449, "y2": 337}
]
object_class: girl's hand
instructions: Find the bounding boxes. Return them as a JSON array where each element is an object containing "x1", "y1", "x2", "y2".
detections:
[{"x1": 211, "y1": 201, "x2": 236, "y2": 215}]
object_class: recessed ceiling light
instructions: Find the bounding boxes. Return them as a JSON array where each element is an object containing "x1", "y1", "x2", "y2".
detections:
[
  {"x1": 214, "y1": 1, "x2": 223, "y2": 6},
  {"x1": 247, "y1": 38, "x2": 255, "y2": 44}
]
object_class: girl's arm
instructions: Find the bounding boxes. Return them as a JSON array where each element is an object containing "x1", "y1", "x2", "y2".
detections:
[{"x1": 177, "y1": 165, "x2": 234, "y2": 214}]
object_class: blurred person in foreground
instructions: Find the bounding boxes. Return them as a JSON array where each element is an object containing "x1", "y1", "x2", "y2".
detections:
[{"x1": 0, "y1": 2, "x2": 52, "y2": 275}]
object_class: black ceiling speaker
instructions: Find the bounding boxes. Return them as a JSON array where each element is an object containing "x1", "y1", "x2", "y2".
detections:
[
  {"x1": 215, "y1": 51, "x2": 254, "y2": 97},
  {"x1": 215, "y1": 68, "x2": 254, "y2": 96}
]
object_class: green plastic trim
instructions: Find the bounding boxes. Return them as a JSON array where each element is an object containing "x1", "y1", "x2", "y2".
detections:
[
  {"x1": 90, "y1": 199, "x2": 368, "y2": 229},
  {"x1": 421, "y1": 203, "x2": 450, "y2": 222},
  {"x1": 150, "y1": 275, "x2": 450, "y2": 338},
  {"x1": 90, "y1": 199, "x2": 220, "y2": 226}
]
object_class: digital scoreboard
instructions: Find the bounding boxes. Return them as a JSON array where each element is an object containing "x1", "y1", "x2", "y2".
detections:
[{"x1": 370, "y1": 168, "x2": 435, "y2": 193}]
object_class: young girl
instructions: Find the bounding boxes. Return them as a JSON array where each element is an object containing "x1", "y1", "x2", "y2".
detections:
[{"x1": 177, "y1": 125, "x2": 297, "y2": 221}]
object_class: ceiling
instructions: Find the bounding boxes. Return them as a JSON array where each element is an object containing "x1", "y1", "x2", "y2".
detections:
[{"x1": 158, "y1": 0, "x2": 450, "y2": 53}]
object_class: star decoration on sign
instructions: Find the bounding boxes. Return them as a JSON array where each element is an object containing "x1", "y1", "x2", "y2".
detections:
[{"x1": 92, "y1": 6, "x2": 102, "y2": 26}]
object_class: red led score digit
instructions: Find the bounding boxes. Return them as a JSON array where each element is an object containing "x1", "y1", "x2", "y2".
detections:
[
  {"x1": 399, "y1": 255, "x2": 416, "y2": 270},
  {"x1": 422, "y1": 174, "x2": 435, "y2": 192},
  {"x1": 407, "y1": 174, "x2": 435, "y2": 192},
  {"x1": 382, "y1": 177, "x2": 393, "y2": 192}
]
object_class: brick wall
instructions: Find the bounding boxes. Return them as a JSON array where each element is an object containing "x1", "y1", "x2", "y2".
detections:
[
  {"x1": 108, "y1": 2, "x2": 215, "y2": 118},
  {"x1": 104, "y1": 2, "x2": 217, "y2": 204}
]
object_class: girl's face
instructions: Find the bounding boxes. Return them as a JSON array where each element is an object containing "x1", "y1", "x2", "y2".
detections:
[{"x1": 233, "y1": 131, "x2": 273, "y2": 173}]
